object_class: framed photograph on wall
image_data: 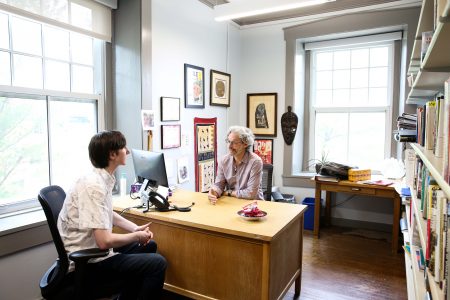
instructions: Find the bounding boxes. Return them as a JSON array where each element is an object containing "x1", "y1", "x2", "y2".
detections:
[
  {"x1": 184, "y1": 63, "x2": 205, "y2": 108},
  {"x1": 247, "y1": 93, "x2": 277, "y2": 137},
  {"x1": 210, "y1": 69, "x2": 231, "y2": 107},
  {"x1": 161, "y1": 124, "x2": 181, "y2": 149},
  {"x1": 161, "y1": 97, "x2": 180, "y2": 121},
  {"x1": 253, "y1": 139, "x2": 273, "y2": 164}
]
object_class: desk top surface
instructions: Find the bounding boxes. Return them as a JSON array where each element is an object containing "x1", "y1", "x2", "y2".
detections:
[{"x1": 114, "y1": 189, "x2": 306, "y2": 241}]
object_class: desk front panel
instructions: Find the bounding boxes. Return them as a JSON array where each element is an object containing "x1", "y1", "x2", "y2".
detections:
[{"x1": 123, "y1": 213, "x2": 302, "y2": 300}]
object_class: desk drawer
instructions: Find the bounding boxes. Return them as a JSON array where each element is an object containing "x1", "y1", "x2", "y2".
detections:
[{"x1": 321, "y1": 184, "x2": 376, "y2": 196}]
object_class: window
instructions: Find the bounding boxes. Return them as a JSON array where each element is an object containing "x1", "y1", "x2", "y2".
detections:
[
  {"x1": 0, "y1": 9, "x2": 104, "y2": 215},
  {"x1": 305, "y1": 34, "x2": 398, "y2": 171}
]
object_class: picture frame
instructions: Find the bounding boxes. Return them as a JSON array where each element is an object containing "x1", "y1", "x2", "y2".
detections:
[
  {"x1": 161, "y1": 124, "x2": 181, "y2": 149},
  {"x1": 247, "y1": 93, "x2": 277, "y2": 137},
  {"x1": 161, "y1": 97, "x2": 180, "y2": 121},
  {"x1": 253, "y1": 139, "x2": 273, "y2": 164},
  {"x1": 141, "y1": 110, "x2": 155, "y2": 130},
  {"x1": 210, "y1": 69, "x2": 231, "y2": 107},
  {"x1": 184, "y1": 63, "x2": 205, "y2": 108}
]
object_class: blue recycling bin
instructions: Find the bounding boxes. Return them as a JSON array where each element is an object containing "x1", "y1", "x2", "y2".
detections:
[{"x1": 302, "y1": 197, "x2": 316, "y2": 230}]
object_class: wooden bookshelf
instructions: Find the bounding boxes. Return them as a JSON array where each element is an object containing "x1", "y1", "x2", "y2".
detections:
[{"x1": 406, "y1": 0, "x2": 450, "y2": 104}]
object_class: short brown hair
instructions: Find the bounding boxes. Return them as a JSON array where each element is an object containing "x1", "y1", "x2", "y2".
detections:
[{"x1": 88, "y1": 131, "x2": 126, "y2": 168}]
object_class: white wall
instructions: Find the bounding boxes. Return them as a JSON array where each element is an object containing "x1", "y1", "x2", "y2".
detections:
[{"x1": 151, "y1": 0, "x2": 241, "y2": 191}]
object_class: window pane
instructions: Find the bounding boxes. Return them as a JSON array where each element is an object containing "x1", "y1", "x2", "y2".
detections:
[
  {"x1": 333, "y1": 89, "x2": 350, "y2": 106},
  {"x1": 0, "y1": 12, "x2": 8, "y2": 50},
  {"x1": 316, "y1": 71, "x2": 332, "y2": 89},
  {"x1": 0, "y1": 51, "x2": 10, "y2": 85},
  {"x1": 13, "y1": 54, "x2": 43, "y2": 89},
  {"x1": 315, "y1": 52, "x2": 332, "y2": 71},
  {"x1": 10, "y1": 0, "x2": 41, "y2": 14},
  {"x1": 369, "y1": 67, "x2": 388, "y2": 87},
  {"x1": 369, "y1": 87, "x2": 388, "y2": 106},
  {"x1": 70, "y1": 2, "x2": 93, "y2": 31},
  {"x1": 315, "y1": 89, "x2": 332, "y2": 107},
  {"x1": 0, "y1": 97, "x2": 49, "y2": 205},
  {"x1": 351, "y1": 48, "x2": 369, "y2": 68},
  {"x1": 11, "y1": 16, "x2": 42, "y2": 56},
  {"x1": 49, "y1": 100, "x2": 97, "y2": 190},
  {"x1": 70, "y1": 33, "x2": 93, "y2": 65},
  {"x1": 351, "y1": 68, "x2": 368, "y2": 88},
  {"x1": 43, "y1": 26, "x2": 70, "y2": 61},
  {"x1": 45, "y1": 59, "x2": 70, "y2": 91},
  {"x1": 333, "y1": 50, "x2": 350, "y2": 69},
  {"x1": 348, "y1": 113, "x2": 385, "y2": 169},
  {"x1": 315, "y1": 112, "x2": 349, "y2": 164},
  {"x1": 333, "y1": 70, "x2": 350, "y2": 89},
  {"x1": 350, "y1": 88, "x2": 368, "y2": 105},
  {"x1": 370, "y1": 47, "x2": 388, "y2": 67},
  {"x1": 72, "y1": 64, "x2": 93, "y2": 93}
]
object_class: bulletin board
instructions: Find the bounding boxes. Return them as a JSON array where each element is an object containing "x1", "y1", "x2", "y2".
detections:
[{"x1": 194, "y1": 117, "x2": 217, "y2": 192}]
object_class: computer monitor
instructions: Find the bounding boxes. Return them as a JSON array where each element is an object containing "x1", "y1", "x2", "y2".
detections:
[{"x1": 131, "y1": 149, "x2": 169, "y2": 188}]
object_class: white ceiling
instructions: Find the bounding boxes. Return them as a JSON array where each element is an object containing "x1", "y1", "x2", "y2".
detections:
[{"x1": 199, "y1": 0, "x2": 421, "y2": 26}]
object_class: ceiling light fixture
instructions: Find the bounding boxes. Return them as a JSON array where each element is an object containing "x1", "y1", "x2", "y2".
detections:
[{"x1": 214, "y1": 0, "x2": 336, "y2": 22}]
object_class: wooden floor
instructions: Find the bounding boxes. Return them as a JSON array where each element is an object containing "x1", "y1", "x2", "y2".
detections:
[{"x1": 161, "y1": 226, "x2": 407, "y2": 300}]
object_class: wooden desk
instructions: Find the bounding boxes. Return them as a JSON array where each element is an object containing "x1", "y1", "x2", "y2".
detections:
[
  {"x1": 314, "y1": 179, "x2": 401, "y2": 253},
  {"x1": 114, "y1": 190, "x2": 307, "y2": 300}
]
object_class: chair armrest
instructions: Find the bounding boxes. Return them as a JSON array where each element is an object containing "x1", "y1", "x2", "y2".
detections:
[{"x1": 69, "y1": 248, "x2": 109, "y2": 264}]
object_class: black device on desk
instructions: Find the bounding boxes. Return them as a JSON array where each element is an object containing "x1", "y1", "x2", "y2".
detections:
[{"x1": 140, "y1": 179, "x2": 193, "y2": 212}]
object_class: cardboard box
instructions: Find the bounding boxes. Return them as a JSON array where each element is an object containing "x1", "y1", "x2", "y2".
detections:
[{"x1": 348, "y1": 169, "x2": 371, "y2": 182}]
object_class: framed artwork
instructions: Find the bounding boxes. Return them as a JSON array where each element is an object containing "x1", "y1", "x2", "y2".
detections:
[
  {"x1": 161, "y1": 125, "x2": 181, "y2": 149},
  {"x1": 253, "y1": 139, "x2": 273, "y2": 164},
  {"x1": 210, "y1": 69, "x2": 231, "y2": 107},
  {"x1": 184, "y1": 64, "x2": 205, "y2": 108},
  {"x1": 141, "y1": 110, "x2": 155, "y2": 130},
  {"x1": 161, "y1": 97, "x2": 180, "y2": 121},
  {"x1": 247, "y1": 93, "x2": 277, "y2": 137},
  {"x1": 194, "y1": 117, "x2": 217, "y2": 192}
]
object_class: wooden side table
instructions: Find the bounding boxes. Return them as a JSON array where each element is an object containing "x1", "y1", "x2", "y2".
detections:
[{"x1": 314, "y1": 179, "x2": 401, "y2": 253}]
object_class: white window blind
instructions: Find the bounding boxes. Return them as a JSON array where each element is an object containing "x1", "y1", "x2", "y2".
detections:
[{"x1": 0, "y1": 0, "x2": 112, "y2": 41}]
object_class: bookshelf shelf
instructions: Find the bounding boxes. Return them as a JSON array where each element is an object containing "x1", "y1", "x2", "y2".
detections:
[
  {"x1": 406, "y1": 0, "x2": 450, "y2": 103},
  {"x1": 410, "y1": 143, "x2": 450, "y2": 197}
]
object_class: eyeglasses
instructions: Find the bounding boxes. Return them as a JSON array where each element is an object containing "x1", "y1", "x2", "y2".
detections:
[{"x1": 225, "y1": 139, "x2": 242, "y2": 146}]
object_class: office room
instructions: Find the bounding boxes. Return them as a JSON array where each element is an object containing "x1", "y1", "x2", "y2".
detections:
[{"x1": 1, "y1": 0, "x2": 448, "y2": 299}]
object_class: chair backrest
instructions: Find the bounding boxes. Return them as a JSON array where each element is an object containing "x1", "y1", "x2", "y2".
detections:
[
  {"x1": 38, "y1": 185, "x2": 69, "y2": 295},
  {"x1": 261, "y1": 164, "x2": 273, "y2": 201}
]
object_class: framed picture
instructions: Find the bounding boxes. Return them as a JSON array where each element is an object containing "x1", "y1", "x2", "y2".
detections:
[
  {"x1": 210, "y1": 69, "x2": 231, "y2": 107},
  {"x1": 247, "y1": 93, "x2": 277, "y2": 137},
  {"x1": 253, "y1": 139, "x2": 273, "y2": 164},
  {"x1": 161, "y1": 97, "x2": 180, "y2": 121},
  {"x1": 141, "y1": 110, "x2": 155, "y2": 130},
  {"x1": 184, "y1": 64, "x2": 205, "y2": 108},
  {"x1": 161, "y1": 124, "x2": 181, "y2": 149}
]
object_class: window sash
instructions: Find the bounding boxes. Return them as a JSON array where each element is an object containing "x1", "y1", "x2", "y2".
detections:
[{"x1": 306, "y1": 39, "x2": 395, "y2": 170}]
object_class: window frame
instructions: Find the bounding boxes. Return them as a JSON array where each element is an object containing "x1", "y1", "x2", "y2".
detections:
[
  {"x1": 307, "y1": 39, "x2": 396, "y2": 168},
  {"x1": 0, "y1": 86, "x2": 105, "y2": 216}
]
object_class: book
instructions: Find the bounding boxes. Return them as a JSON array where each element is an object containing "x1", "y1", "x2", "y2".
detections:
[{"x1": 314, "y1": 175, "x2": 339, "y2": 182}]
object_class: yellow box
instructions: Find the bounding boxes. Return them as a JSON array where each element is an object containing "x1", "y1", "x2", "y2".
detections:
[{"x1": 348, "y1": 169, "x2": 371, "y2": 182}]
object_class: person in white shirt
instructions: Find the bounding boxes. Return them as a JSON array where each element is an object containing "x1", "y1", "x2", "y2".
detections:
[{"x1": 57, "y1": 130, "x2": 166, "y2": 299}]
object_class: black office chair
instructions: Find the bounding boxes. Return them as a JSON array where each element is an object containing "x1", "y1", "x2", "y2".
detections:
[
  {"x1": 261, "y1": 164, "x2": 273, "y2": 201},
  {"x1": 38, "y1": 185, "x2": 118, "y2": 300}
]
